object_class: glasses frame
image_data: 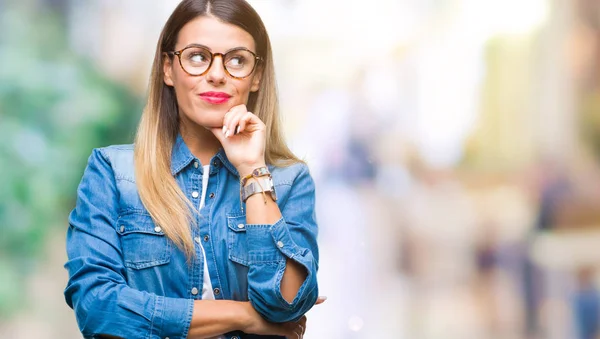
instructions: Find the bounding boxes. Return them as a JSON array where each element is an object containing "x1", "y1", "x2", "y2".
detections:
[{"x1": 167, "y1": 45, "x2": 263, "y2": 79}]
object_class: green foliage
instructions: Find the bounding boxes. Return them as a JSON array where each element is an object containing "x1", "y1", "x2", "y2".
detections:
[{"x1": 0, "y1": 2, "x2": 143, "y2": 317}]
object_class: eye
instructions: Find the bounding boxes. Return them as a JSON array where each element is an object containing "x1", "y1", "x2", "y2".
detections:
[
  {"x1": 184, "y1": 48, "x2": 211, "y2": 64},
  {"x1": 226, "y1": 55, "x2": 246, "y2": 67},
  {"x1": 189, "y1": 53, "x2": 208, "y2": 63},
  {"x1": 191, "y1": 54, "x2": 205, "y2": 62}
]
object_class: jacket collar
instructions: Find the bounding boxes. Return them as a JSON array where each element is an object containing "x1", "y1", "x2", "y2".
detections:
[{"x1": 170, "y1": 134, "x2": 239, "y2": 177}]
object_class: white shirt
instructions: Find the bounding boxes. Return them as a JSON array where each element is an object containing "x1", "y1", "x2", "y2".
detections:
[{"x1": 199, "y1": 165, "x2": 225, "y2": 339}]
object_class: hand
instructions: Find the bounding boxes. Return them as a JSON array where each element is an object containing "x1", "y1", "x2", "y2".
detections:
[
  {"x1": 207, "y1": 104, "x2": 266, "y2": 176},
  {"x1": 240, "y1": 297, "x2": 326, "y2": 339},
  {"x1": 241, "y1": 303, "x2": 306, "y2": 339}
]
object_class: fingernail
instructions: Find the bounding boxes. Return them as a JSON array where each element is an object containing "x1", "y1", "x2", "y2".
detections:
[
  {"x1": 319, "y1": 296, "x2": 327, "y2": 300},
  {"x1": 225, "y1": 130, "x2": 230, "y2": 138},
  {"x1": 235, "y1": 126, "x2": 240, "y2": 134},
  {"x1": 222, "y1": 126, "x2": 227, "y2": 135}
]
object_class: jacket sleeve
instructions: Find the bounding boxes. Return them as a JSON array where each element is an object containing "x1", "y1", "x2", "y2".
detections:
[
  {"x1": 63, "y1": 148, "x2": 194, "y2": 339},
  {"x1": 244, "y1": 164, "x2": 319, "y2": 323}
]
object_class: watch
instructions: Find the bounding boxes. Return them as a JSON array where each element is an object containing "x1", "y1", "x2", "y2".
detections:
[{"x1": 241, "y1": 176, "x2": 277, "y2": 203}]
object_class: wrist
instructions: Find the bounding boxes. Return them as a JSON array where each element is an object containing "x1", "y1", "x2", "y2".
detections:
[
  {"x1": 237, "y1": 162, "x2": 267, "y2": 179},
  {"x1": 237, "y1": 301, "x2": 255, "y2": 332}
]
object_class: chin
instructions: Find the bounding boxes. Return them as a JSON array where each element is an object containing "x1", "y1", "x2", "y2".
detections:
[
  {"x1": 188, "y1": 116, "x2": 222, "y2": 128},
  {"x1": 185, "y1": 109, "x2": 225, "y2": 127}
]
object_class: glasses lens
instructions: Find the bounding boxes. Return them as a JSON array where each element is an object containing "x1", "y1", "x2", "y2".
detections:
[
  {"x1": 224, "y1": 49, "x2": 257, "y2": 78},
  {"x1": 180, "y1": 47, "x2": 212, "y2": 75}
]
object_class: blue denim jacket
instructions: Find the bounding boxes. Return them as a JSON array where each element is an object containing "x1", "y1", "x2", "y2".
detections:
[{"x1": 64, "y1": 135, "x2": 319, "y2": 339}]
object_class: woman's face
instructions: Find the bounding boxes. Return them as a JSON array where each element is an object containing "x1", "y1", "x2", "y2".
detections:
[{"x1": 163, "y1": 15, "x2": 262, "y2": 129}]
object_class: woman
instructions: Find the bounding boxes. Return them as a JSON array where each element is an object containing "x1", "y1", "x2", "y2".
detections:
[{"x1": 64, "y1": 1, "x2": 323, "y2": 338}]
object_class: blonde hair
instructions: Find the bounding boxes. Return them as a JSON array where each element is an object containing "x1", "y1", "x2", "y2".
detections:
[{"x1": 134, "y1": 0, "x2": 300, "y2": 260}]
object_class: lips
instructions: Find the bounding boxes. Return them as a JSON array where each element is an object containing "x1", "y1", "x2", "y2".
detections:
[{"x1": 199, "y1": 91, "x2": 232, "y2": 104}]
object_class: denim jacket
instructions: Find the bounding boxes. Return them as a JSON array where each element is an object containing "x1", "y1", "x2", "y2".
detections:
[{"x1": 64, "y1": 135, "x2": 319, "y2": 339}]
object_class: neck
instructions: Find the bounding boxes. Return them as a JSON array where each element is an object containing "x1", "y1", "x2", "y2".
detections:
[{"x1": 180, "y1": 121, "x2": 221, "y2": 166}]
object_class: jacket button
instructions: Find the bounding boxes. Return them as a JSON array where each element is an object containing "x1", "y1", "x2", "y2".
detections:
[
  {"x1": 154, "y1": 226, "x2": 162, "y2": 233},
  {"x1": 203, "y1": 235, "x2": 210, "y2": 242},
  {"x1": 119, "y1": 225, "x2": 125, "y2": 233},
  {"x1": 193, "y1": 161, "x2": 199, "y2": 168},
  {"x1": 213, "y1": 288, "x2": 220, "y2": 295},
  {"x1": 231, "y1": 336, "x2": 239, "y2": 339},
  {"x1": 192, "y1": 191, "x2": 199, "y2": 198},
  {"x1": 277, "y1": 241, "x2": 284, "y2": 248},
  {"x1": 209, "y1": 192, "x2": 215, "y2": 199},
  {"x1": 191, "y1": 287, "x2": 199, "y2": 295},
  {"x1": 237, "y1": 224, "x2": 245, "y2": 229}
]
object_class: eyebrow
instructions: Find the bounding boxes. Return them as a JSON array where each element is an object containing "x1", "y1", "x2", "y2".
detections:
[{"x1": 179, "y1": 43, "x2": 253, "y2": 54}]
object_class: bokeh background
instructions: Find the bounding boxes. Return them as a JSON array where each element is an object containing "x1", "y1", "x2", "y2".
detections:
[{"x1": 2, "y1": 0, "x2": 600, "y2": 338}]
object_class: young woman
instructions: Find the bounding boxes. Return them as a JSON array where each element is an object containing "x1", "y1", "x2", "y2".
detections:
[{"x1": 64, "y1": 1, "x2": 323, "y2": 338}]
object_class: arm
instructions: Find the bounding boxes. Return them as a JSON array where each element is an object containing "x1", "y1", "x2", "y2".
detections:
[
  {"x1": 239, "y1": 163, "x2": 320, "y2": 323},
  {"x1": 212, "y1": 106, "x2": 320, "y2": 323},
  {"x1": 187, "y1": 300, "x2": 246, "y2": 338},
  {"x1": 243, "y1": 166, "x2": 308, "y2": 304},
  {"x1": 65, "y1": 149, "x2": 194, "y2": 339},
  {"x1": 188, "y1": 301, "x2": 308, "y2": 338}
]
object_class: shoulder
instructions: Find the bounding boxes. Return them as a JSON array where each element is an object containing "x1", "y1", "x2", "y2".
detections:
[
  {"x1": 90, "y1": 144, "x2": 135, "y2": 182},
  {"x1": 95, "y1": 144, "x2": 134, "y2": 162},
  {"x1": 269, "y1": 161, "x2": 313, "y2": 187}
]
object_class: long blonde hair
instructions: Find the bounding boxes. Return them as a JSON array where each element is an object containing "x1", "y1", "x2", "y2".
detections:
[{"x1": 134, "y1": 0, "x2": 300, "y2": 260}]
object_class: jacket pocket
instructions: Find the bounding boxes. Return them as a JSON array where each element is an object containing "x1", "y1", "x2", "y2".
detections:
[
  {"x1": 227, "y1": 213, "x2": 286, "y2": 265},
  {"x1": 227, "y1": 212, "x2": 249, "y2": 266},
  {"x1": 117, "y1": 212, "x2": 171, "y2": 269}
]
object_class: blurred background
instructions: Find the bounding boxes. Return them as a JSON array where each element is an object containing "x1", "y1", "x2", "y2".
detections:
[{"x1": 1, "y1": 0, "x2": 600, "y2": 338}]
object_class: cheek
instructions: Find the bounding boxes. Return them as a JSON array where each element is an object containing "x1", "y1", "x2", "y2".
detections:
[
  {"x1": 233, "y1": 81, "x2": 253, "y2": 102},
  {"x1": 172, "y1": 73, "x2": 200, "y2": 105},
  {"x1": 173, "y1": 70, "x2": 198, "y2": 91}
]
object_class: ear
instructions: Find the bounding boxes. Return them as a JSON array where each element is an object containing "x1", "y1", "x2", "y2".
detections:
[
  {"x1": 163, "y1": 53, "x2": 175, "y2": 87},
  {"x1": 250, "y1": 65, "x2": 263, "y2": 92}
]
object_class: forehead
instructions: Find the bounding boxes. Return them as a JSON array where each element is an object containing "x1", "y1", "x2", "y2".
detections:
[{"x1": 176, "y1": 15, "x2": 256, "y2": 52}]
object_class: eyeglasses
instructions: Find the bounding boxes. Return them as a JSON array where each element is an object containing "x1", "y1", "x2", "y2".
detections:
[{"x1": 167, "y1": 45, "x2": 262, "y2": 79}]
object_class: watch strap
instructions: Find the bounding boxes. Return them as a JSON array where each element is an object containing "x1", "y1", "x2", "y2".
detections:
[
  {"x1": 241, "y1": 176, "x2": 276, "y2": 203},
  {"x1": 240, "y1": 166, "x2": 271, "y2": 187}
]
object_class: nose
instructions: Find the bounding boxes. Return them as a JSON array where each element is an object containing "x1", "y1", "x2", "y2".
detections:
[{"x1": 205, "y1": 54, "x2": 226, "y2": 85}]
